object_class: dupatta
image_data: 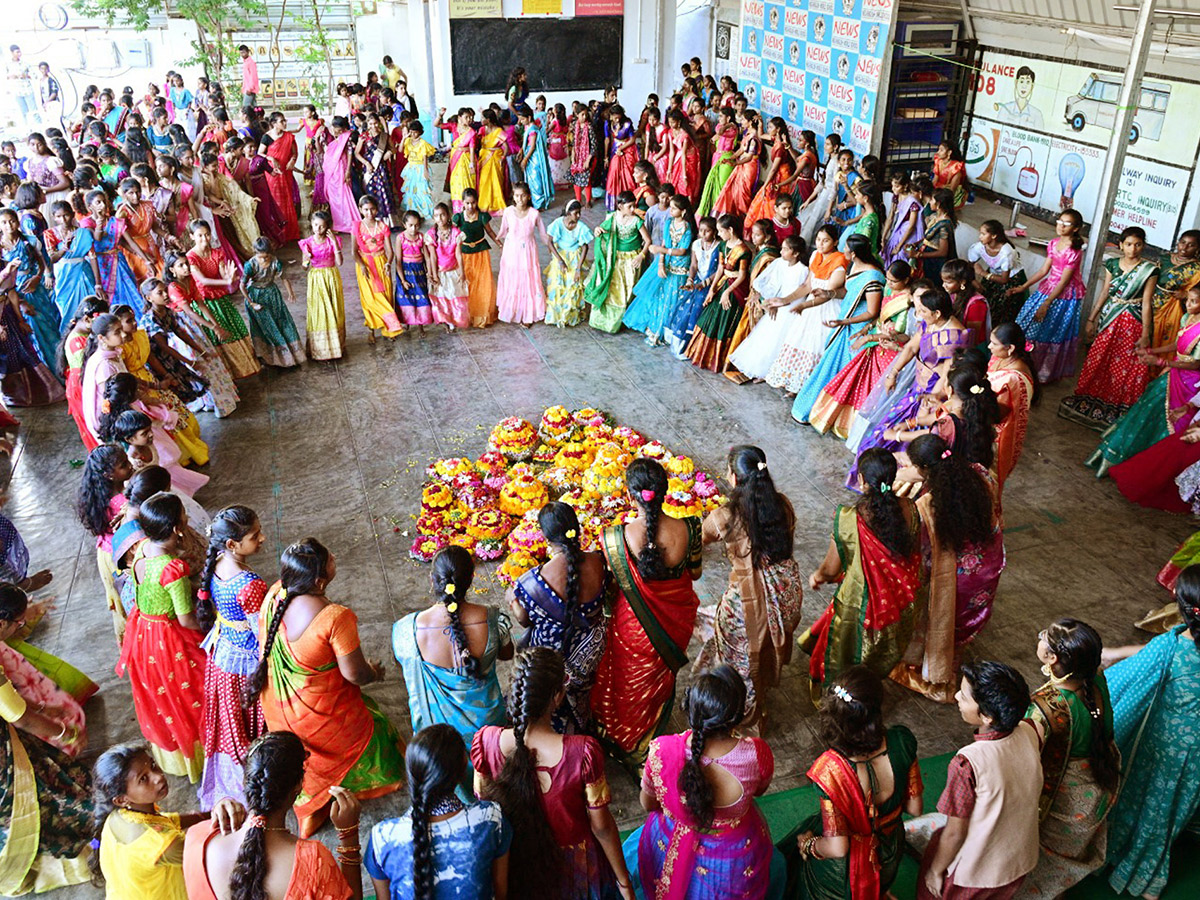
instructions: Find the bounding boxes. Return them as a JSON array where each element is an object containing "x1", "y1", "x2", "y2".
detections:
[
  {"x1": 1098, "y1": 258, "x2": 1160, "y2": 331},
  {"x1": 807, "y1": 749, "x2": 881, "y2": 900},
  {"x1": 600, "y1": 525, "x2": 690, "y2": 672},
  {"x1": 583, "y1": 214, "x2": 619, "y2": 310},
  {"x1": 1168, "y1": 316, "x2": 1200, "y2": 414}
]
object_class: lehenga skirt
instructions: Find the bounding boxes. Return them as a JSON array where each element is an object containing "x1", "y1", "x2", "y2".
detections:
[
  {"x1": 355, "y1": 254, "x2": 403, "y2": 337},
  {"x1": 429, "y1": 267, "x2": 470, "y2": 329},
  {"x1": 116, "y1": 609, "x2": 207, "y2": 781},
  {"x1": 198, "y1": 635, "x2": 266, "y2": 809},
  {"x1": 685, "y1": 292, "x2": 744, "y2": 372},
  {"x1": 623, "y1": 265, "x2": 687, "y2": 341},
  {"x1": 244, "y1": 283, "x2": 306, "y2": 367},
  {"x1": 464, "y1": 251, "x2": 497, "y2": 327},
  {"x1": 395, "y1": 260, "x2": 434, "y2": 326},
  {"x1": 1060, "y1": 310, "x2": 1153, "y2": 430},
  {"x1": 1015, "y1": 285, "x2": 1084, "y2": 383},
  {"x1": 305, "y1": 267, "x2": 347, "y2": 361},
  {"x1": 198, "y1": 297, "x2": 261, "y2": 379},
  {"x1": 1086, "y1": 371, "x2": 1171, "y2": 476},
  {"x1": 544, "y1": 246, "x2": 588, "y2": 328},
  {"x1": 809, "y1": 345, "x2": 899, "y2": 439},
  {"x1": 665, "y1": 283, "x2": 710, "y2": 359},
  {"x1": 588, "y1": 250, "x2": 642, "y2": 334},
  {"x1": 170, "y1": 315, "x2": 239, "y2": 418}
]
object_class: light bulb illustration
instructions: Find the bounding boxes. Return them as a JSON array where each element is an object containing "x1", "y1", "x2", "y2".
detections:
[{"x1": 1058, "y1": 152, "x2": 1085, "y2": 210}]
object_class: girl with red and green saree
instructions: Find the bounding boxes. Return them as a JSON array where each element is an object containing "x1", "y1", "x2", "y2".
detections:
[
  {"x1": 801, "y1": 448, "x2": 924, "y2": 703},
  {"x1": 778, "y1": 667, "x2": 924, "y2": 900},
  {"x1": 590, "y1": 458, "x2": 703, "y2": 770}
]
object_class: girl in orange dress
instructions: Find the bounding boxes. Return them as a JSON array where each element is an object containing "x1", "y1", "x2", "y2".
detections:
[
  {"x1": 744, "y1": 117, "x2": 795, "y2": 237},
  {"x1": 115, "y1": 179, "x2": 163, "y2": 282},
  {"x1": 251, "y1": 538, "x2": 406, "y2": 838},
  {"x1": 932, "y1": 140, "x2": 967, "y2": 210}
]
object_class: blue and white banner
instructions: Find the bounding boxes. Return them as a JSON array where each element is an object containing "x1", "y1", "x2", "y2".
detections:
[{"x1": 738, "y1": 0, "x2": 895, "y2": 156}]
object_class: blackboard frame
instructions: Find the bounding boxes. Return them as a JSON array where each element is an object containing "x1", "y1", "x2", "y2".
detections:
[{"x1": 449, "y1": 16, "x2": 624, "y2": 95}]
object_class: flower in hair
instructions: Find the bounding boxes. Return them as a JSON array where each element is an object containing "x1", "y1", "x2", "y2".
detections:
[
  {"x1": 247, "y1": 814, "x2": 267, "y2": 829},
  {"x1": 565, "y1": 529, "x2": 577, "y2": 539},
  {"x1": 278, "y1": 588, "x2": 287, "y2": 600},
  {"x1": 757, "y1": 462, "x2": 767, "y2": 471},
  {"x1": 1025, "y1": 341, "x2": 1035, "y2": 353},
  {"x1": 196, "y1": 589, "x2": 211, "y2": 600},
  {"x1": 831, "y1": 684, "x2": 854, "y2": 702},
  {"x1": 444, "y1": 583, "x2": 456, "y2": 595},
  {"x1": 969, "y1": 384, "x2": 985, "y2": 394},
  {"x1": 941, "y1": 449, "x2": 952, "y2": 459},
  {"x1": 446, "y1": 602, "x2": 459, "y2": 613},
  {"x1": 640, "y1": 489, "x2": 656, "y2": 502},
  {"x1": 101, "y1": 399, "x2": 111, "y2": 413}
]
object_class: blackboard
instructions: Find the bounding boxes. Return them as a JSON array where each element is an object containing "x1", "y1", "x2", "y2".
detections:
[{"x1": 449, "y1": 17, "x2": 623, "y2": 95}]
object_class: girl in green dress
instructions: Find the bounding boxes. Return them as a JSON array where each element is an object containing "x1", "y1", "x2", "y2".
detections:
[
  {"x1": 241, "y1": 238, "x2": 305, "y2": 368},
  {"x1": 584, "y1": 190, "x2": 649, "y2": 334},
  {"x1": 684, "y1": 213, "x2": 750, "y2": 371}
]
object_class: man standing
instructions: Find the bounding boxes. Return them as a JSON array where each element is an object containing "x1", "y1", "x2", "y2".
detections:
[
  {"x1": 6, "y1": 45, "x2": 37, "y2": 127},
  {"x1": 239, "y1": 44, "x2": 259, "y2": 110}
]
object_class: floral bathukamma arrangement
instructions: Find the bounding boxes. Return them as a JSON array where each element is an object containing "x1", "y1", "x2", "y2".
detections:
[{"x1": 408, "y1": 407, "x2": 726, "y2": 577}]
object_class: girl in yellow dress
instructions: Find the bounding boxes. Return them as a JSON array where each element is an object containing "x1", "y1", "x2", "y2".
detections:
[
  {"x1": 401, "y1": 122, "x2": 437, "y2": 219},
  {"x1": 199, "y1": 150, "x2": 259, "y2": 260},
  {"x1": 91, "y1": 744, "x2": 244, "y2": 900},
  {"x1": 299, "y1": 210, "x2": 347, "y2": 361},
  {"x1": 446, "y1": 109, "x2": 478, "y2": 213},
  {"x1": 353, "y1": 194, "x2": 403, "y2": 342},
  {"x1": 477, "y1": 110, "x2": 508, "y2": 216}
]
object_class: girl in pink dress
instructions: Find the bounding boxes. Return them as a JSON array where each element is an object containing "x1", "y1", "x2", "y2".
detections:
[
  {"x1": 424, "y1": 203, "x2": 470, "y2": 331},
  {"x1": 495, "y1": 183, "x2": 549, "y2": 326},
  {"x1": 322, "y1": 117, "x2": 362, "y2": 234}
]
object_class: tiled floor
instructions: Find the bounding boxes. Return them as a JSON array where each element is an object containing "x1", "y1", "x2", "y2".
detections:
[{"x1": 17, "y1": 190, "x2": 1190, "y2": 898}]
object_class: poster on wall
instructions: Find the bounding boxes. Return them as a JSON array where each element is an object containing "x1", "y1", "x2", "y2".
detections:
[
  {"x1": 448, "y1": 0, "x2": 502, "y2": 17},
  {"x1": 522, "y1": 0, "x2": 562, "y2": 12},
  {"x1": 575, "y1": 0, "x2": 622, "y2": 14},
  {"x1": 966, "y1": 47, "x2": 1200, "y2": 247},
  {"x1": 738, "y1": 0, "x2": 896, "y2": 155}
]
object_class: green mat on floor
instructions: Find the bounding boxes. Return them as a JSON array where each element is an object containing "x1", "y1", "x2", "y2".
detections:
[{"x1": 749, "y1": 751, "x2": 1199, "y2": 900}]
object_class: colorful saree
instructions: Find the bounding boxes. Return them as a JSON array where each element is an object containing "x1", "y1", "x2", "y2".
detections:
[
  {"x1": 1105, "y1": 625, "x2": 1200, "y2": 898},
  {"x1": 891, "y1": 471, "x2": 1004, "y2": 704},
  {"x1": 0, "y1": 668, "x2": 92, "y2": 897},
  {"x1": 264, "y1": 131, "x2": 300, "y2": 242},
  {"x1": 1060, "y1": 257, "x2": 1160, "y2": 430},
  {"x1": 1151, "y1": 256, "x2": 1200, "y2": 347},
  {"x1": 322, "y1": 132, "x2": 361, "y2": 234},
  {"x1": 744, "y1": 142, "x2": 794, "y2": 237},
  {"x1": 809, "y1": 288, "x2": 910, "y2": 439},
  {"x1": 604, "y1": 124, "x2": 638, "y2": 211},
  {"x1": 475, "y1": 128, "x2": 505, "y2": 215},
  {"x1": 712, "y1": 136, "x2": 759, "y2": 220},
  {"x1": 584, "y1": 213, "x2": 643, "y2": 334},
  {"x1": 636, "y1": 732, "x2": 774, "y2": 900},
  {"x1": 522, "y1": 123, "x2": 555, "y2": 210},
  {"x1": 393, "y1": 609, "x2": 508, "y2": 762},
  {"x1": 777, "y1": 726, "x2": 921, "y2": 900},
  {"x1": 513, "y1": 566, "x2": 609, "y2": 734},
  {"x1": 696, "y1": 125, "x2": 738, "y2": 217},
  {"x1": 800, "y1": 505, "x2": 923, "y2": 700},
  {"x1": 1087, "y1": 314, "x2": 1200, "y2": 476},
  {"x1": 590, "y1": 519, "x2": 702, "y2": 768},
  {"x1": 684, "y1": 242, "x2": 751, "y2": 372},
  {"x1": 258, "y1": 589, "x2": 406, "y2": 837},
  {"x1": 1014, "y1": 239, "x2": 1086, "y2": 383},
  {"x1": 117, "y1": 201, "x2": 163, "y2": 282},
  {"x1": 988, "y1": 359, "x2": 1036, "y2": 489},
  {"x1": 1017, "y1": 678, "x2": 1116, "y2": 899}
]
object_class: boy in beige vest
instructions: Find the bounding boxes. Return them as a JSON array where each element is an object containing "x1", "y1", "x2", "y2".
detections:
[{"x1": 915, "y1": 660, "x2": 1043, "y2": 900}]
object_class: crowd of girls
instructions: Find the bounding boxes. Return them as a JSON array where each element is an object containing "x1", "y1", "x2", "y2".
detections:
[{"x1": 0, "y1": 59, "x2": 1194, "y2": 900}]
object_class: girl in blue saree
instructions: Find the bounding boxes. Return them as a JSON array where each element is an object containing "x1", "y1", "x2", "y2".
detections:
[
  {"x1": 624, "y1": 196, "x2": 695, "y2": 345},
  {"x1": 47, "y1": 201, "x2": 100, "y2": 326},
  {"x1": 508, "y1": 502, "x2": 610, "y2": 735},
  {"x1": 0, "y1": 211, "x2": 62, "y2": 372},
  {"x1": 518, "y1": 106, "x2": 555, "y2": 211},
  {"x1": 393, "y1": 546, "x2": 512, "y2": 793},
  {"x1": 792, "y1": 235, "x2": 885, "y2": 424},
  {"x1": 1104, "y1": 565, "x2": 1200, "y2": 899}
]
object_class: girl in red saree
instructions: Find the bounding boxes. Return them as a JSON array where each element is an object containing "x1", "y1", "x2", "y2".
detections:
[
  {"x1": 744, "y1": 117, "x2": 795, "y2": 237},
  {"x1": 261, "y1": 113, "x2": 300, "y2": 243},
  {"x1": 713, "y1": 112, "x2": 760, "y2": 220},
  {"x1": 634, "y1": 664, "x2": 775, "y2": 900},
  {"x1": 778, "y1": 667, "x2": 924, "y2": 900},
  {"x1": 664, "y1": 109, "x2": 700, "y2": 204},
  {"x1": 590, "y1": 458, "x2": 703, "y2": 769},
  {"x1": 604, "y1": 107, "x2": 638, "y2": 211},
  {"x1": 251, "y1": 538, "x2": 406, "y2": 838}
]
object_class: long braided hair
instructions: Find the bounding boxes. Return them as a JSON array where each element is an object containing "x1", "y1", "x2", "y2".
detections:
[
  {"x1": 76, "y1": 445, "x2": 129, "y2": 538},
  {"x1": 244, "y1": 538, "x2": 329, "y2": 707},
  {"x1": 908, "y1": 435, "x2": 993, "y2": 551},
  {"x1": 228, "y1": 731, "x2": 306, "y2": 900},
  {"x1": 1176, "y1": 565, "x2": 1200, "y2": 647},
  {"x1": 196, "y1": 505, "x2": 260, "y2": 633},
  {"x1": 537, "y1": 502, "x2": 584, "y2": 652},
  {"x1": 855, "y1": 448, "x2": 916, "y2": 558},
  {"x1": 678, "y1": 665, "x2": 747, "y2": 829},
  {"x1": 627, "y1": 458, "x2": 670, "y2": 580},
  {"x1": 479, "y1": 647, "x2": 566, "y2": 897},
  {"x1": 88, "y1": 744, "x2": 150, "y2": 883},
  {"x1": 407, "y1": 724, "x2": 468, "y2": 900},
  {"x1": 430, "y1": 546, "x2": 478, "y2": 677},
  {"x1": 1040, "y1": 618, "x2": 1120, "y2": 794},
  {"x1": 726, "y1": 445, "x2": 794, "y2": 568}
]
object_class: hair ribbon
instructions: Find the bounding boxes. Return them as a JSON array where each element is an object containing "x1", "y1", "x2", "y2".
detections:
[
  {"x1": 830, "y1": 684, "x2": 854, "y2": 702},
  {"x1": 640, "y1": 489, "x2": 656, "y2": 502},
  {"x1": 941, "y1": 449, "x2": 952, "y2": 459}
]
